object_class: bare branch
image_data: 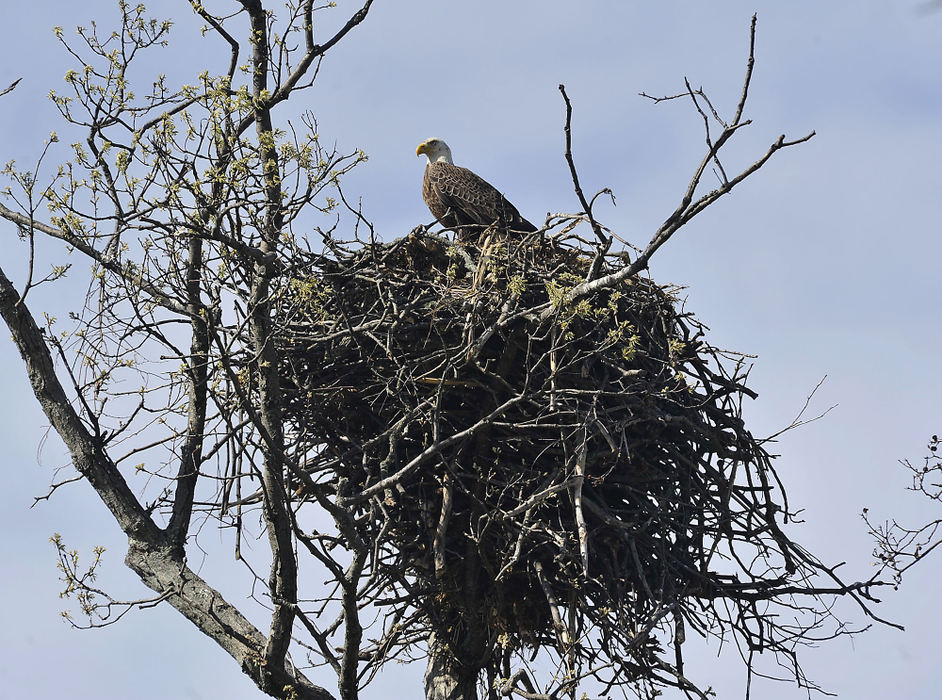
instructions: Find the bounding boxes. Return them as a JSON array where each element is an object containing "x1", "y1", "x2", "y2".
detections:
[
  {"x1": 0, "y1": 203, "x2": 187, "y2": 314},
  {"x1": 558, "y1": 84, "x2": 609, "y2": 246},
  {"x1": 0, "y1": 264, "x2": 158, "y2": 541},
  {"x1": 0, "y1": 77, "x2": 20, "y2": 97}
]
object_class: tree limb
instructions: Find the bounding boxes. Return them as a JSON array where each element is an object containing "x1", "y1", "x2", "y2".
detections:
[{"x1": 0, "y1": 263, "x2": 159, "y2": 542}]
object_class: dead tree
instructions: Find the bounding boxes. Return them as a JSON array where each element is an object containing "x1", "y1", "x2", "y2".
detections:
[{"x1": 0, "y1": 7, "x2": 899, "y2": 700}]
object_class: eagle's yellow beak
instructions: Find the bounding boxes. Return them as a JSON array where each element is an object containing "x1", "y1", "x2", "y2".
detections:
[{"x1": 416, "y1": 141, "x2": 428, "y2": 157}]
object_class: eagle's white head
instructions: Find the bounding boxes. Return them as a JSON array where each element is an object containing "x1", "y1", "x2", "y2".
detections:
[{"x1": 416, "y1": 137, "x2": 454, "y2": 165}]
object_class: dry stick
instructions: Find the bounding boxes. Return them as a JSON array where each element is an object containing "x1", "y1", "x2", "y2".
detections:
[
  {"x1": 539, "y1": 130, "x2": 814, "y2": 326},
  {"x1": 0, "y1": 77, "x2": 20, "y2": 97},
  {"x1": 504, "y1": 477, "x2": 581, "y2": 518},
  {"x1": 500, "y1": 669, "x2": 547, "y2": 699},
  {"x1": 433, "y1": 472, "x2": 454, "y2": 579},
  {"x1": 549, "y1": 325, "x2": 558, "y2": 410},
  {"x1": 293, "y1": 609, "x2": 343, "y2": 675},
  {"x1": 496, "y1": 508, "x2": 535, "y2": 581},
  {"x1": 558, "y1": 84, "x2": 608, "y2": 246},
  {"x1": 533, "y1": 560, "x2": 571, "y2": 647},
  {"x1": 573, "y1": 438, "x2": 590, "y2": 578},
  {"x1": 344, "y1": 393, "x2": 526, "y2": 504},
  {"x1": 683, "y1": 76, "x2": 728, "y2": 184},
  {"x1": 734, "y1": 14, "x2": 759, "y2": 126},
  {"x1": 673, "y1": 608, "x2": 686, "y2": 679},
  {"x1": 541, "y1": 15, "x2": 812, "y2": 325}
]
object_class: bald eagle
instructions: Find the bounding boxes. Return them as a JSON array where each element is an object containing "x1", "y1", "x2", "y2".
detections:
[{"x1": 416, "y1": 137, "x2": 537, "y2": 241}]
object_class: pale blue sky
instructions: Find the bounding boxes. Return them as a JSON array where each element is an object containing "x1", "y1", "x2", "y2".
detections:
[{"x1": 1, "y1": 2, "x2": 941, "y2": 698}]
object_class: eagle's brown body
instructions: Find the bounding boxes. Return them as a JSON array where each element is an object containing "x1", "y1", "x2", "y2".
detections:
[{"x1": 418, "y1": 138, "x2": 536, "y2": 242}]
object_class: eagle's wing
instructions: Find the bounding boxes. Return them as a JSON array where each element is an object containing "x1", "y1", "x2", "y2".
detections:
[{"x1": 426, "y1": 163, "x2": 536, "y2": 239}]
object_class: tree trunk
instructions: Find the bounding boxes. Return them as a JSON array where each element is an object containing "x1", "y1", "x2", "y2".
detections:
[{"x1": 424, "y1": 634, "x2": 479, "y2": 700}]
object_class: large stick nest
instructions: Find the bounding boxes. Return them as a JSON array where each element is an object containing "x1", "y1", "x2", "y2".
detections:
[{"x1": 276, "y1": 227, "x2": 794, "y2": 687}]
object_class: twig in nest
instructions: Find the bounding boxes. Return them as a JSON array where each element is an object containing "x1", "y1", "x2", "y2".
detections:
[
  {"x1": 534, "y1": 560, "x2": 570, "y2": 647},
  {"x1": 433, "y1": 471, "x2": 454, "y2": 579},
  {"x1": 573, "y1": 437, "x2": 589, "y2": 577}
]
